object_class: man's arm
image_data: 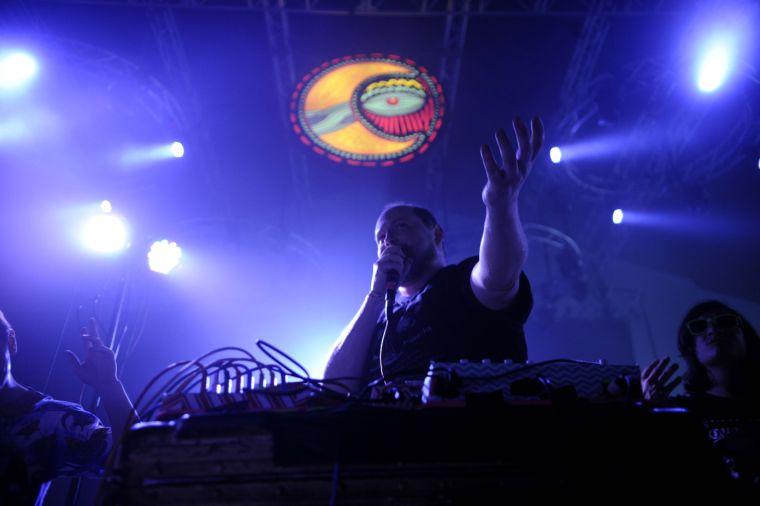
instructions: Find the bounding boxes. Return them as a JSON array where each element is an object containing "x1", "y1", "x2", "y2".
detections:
[
  {"x1": 471, "y1": 116, "x2": 544, "y2": 310},
  {"x1": 65, "y1": 318, "x2": 138, "y2": 441},
  {"x1": 323, "y1": 292, "x2": 385, "y2": 393},
  {"x1": 93, "y1": 379, "x2": 136, "y2": 440},
  {"x1": 324, "y1": 245, "x2": 405, "y2": 393}
]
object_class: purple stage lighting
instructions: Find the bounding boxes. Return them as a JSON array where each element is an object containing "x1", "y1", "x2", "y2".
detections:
[
  {"x1": 697, "y1": 40, "x2": 733, "y2": 93},
  {"x1": 82, "y1": 214, "x2": 128, "y2": 254},
  {"x1": 548, "y1": 134, "x2": 651, "y2": 164},
  {"x1": 0, "y1": 51, "x2": 38, "y2": 89},
  {"x1": 549, "y1": 146, "x2": 562, "y2": 164},
  {"x1": 100, "y1": 200, "x2": 113, "y2": 213},
  {"x1": 148, "y1": 240, "x2": 182, "y2": 275},
  {"x1": 170, "y1": 141, "x2": 184, "y2": 158},
  {"x1": 0, "y1": 118, "x2": 29, "y2": 142},
  {"x1": 612, "y1": 209, "x2": 624, "y2": 225},
  {"x1": 120, "y1": 141, "x2": 186, "y2": 166}
]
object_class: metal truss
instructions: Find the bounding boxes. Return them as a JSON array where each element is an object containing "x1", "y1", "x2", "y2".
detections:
[
  {"x1": 37, "y1": 0, "x2": 694, "y2": 16},
  {"x1": 147, "y1": 5, "x2": 200, "y2": 127},
  {"x1": 146, "y1": 6, "x2": 235, "y2": 222},
  {"x1": 5, "y1": 33, "x2": 187, "y2": 131},
  {"x1": 263, "y1": 0, "x2": 297, "y2": 126},
  {"x1": 438, "y1": 0, "x2": 468, "y2": 115},
  {"x1": 424, "y1": 0, "x2": 469, "y2": 225},
  {"x1": 555, "y1": 0, "x2": 611, "y2": 138},
  {"x1": 2, "y1": 2, "x2": 182, "y2": 132},
  {"x1": 263, "y1": 0, "x2": 313, "y2": 235}
]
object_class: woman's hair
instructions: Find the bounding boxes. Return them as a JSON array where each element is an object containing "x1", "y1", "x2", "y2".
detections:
[{"x1": 676, "y1": 300, "x2": 760, "y2": 394}]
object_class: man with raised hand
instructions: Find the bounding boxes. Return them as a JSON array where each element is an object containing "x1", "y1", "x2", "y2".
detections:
[
  {"x1": 325, "y1": 116, "x2": 544, "y2": 393},
  {"x1": 0, "y1": 311, "x2": 136, "y2": 504}
]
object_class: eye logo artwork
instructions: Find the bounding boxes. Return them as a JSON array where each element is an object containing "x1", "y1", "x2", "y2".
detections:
[{"x1": 291, "y1": 54, "x2": 444, "y2": 166}]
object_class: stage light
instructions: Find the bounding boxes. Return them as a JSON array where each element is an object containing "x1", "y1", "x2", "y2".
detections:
[
  {"x1": 82, "y1": 214, "x2": 128, "y2": 254},
  {"x1": 612, "y1": 209, "x2": 624, "y2": 225},
  {"x1": 549, "y1": 147, "x2": 562, "y2": 164},
  {"x1": 697, "y1": 40, "x2": 733, "y2": 93},
  {"x1": 120, "y1": 141, "x2": 185, "y2": 166},
  {"x1": 148, "y1": 239, "x2": 182, "y2": 275},
  {"x1": 170, "y1": 141, "x2": 184, "y2": 158},
  {"x1": 100, "y1": 200, "x2": 113, "y2": 213},
  {"x1": 0, "y1": 51, "x2": 38, "y2": 89}
]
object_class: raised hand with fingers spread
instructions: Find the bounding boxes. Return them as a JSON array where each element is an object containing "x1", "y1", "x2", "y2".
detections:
[
  {"x1": 65, "y1": 317, "x2": 118, "y2": 389},
  {"x1": 641, "y1": 356, "x2": 682, "y2": 404},
  {"x1": 65, "y1": 317, "x2": 137, "y2": 438},
  {"x1": 479, "y1": 116, "x2": 544, "y2": 208},
  {"x1": 471, "y1": 115, "x2": 545, "y2": 311}
]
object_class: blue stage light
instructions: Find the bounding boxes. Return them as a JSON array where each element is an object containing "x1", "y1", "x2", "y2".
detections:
[
  {"x1": 549, "y1": 146, "x2": 562, "y2": 164},
  {"x1": 120, "y1": 141, "x2": 186, "y2": 167},
  {"x1": 170, "y1": 141, "x2": 184, "y2": 158},
  {"x1": 148, "y1": 239, "x2": 182, "y2": 275},
  {"x1": 697, "y1": 40, "x2": 733, "y2": 93},
  {"x1": 82, "y1": 214, "x2": 128, "y2": 254},
  {"x1": 0, "y1": 51, "x2": 38, "y2": 89},
  {"x1": 612, "y1": 209, "x2": 624, "y2": 225}
]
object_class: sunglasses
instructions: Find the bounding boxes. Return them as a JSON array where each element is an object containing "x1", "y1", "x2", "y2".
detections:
[{"x1": 686, "y1": 314, "x2": 741, "y2": 336}]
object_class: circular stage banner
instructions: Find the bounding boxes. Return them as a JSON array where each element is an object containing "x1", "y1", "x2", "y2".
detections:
[{"x1": 291, "y1": 54, "x2": 444, "y2": 167}]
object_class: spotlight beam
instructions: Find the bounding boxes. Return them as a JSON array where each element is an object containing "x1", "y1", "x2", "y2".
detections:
[
  {"x1": 148, "y1": 240, "x2": 182, "y2": 274},
  {"x1": 82, "y1": 214, "x2": 128, "y2": 254},
  {"x1": 0, "y1": 51, "x2": 39, "y2": 89}
]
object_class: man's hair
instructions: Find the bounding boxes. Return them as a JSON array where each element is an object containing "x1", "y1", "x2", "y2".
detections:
[
  {"x1": 676, "y1": 300, "x2": 760, "y2": 394},
  {"x1": 378, "y1": 202, "x2": 439, "y2": 230}
]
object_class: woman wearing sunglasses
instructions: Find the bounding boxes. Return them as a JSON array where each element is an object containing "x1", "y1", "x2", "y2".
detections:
[
  {"x1": 641, "y1": 300, "x2": 760, "y2": 405},
  {"x1": 641, "y1": 300, "x2": 760, "y2": 488}
]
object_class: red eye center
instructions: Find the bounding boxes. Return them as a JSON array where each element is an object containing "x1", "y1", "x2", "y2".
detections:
[{"x1": 386, "y1": 96, "x2": 399, "y2": 105}]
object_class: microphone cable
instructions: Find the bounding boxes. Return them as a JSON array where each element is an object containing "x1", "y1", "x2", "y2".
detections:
[{"x1": 378, "y1": 272, "x2": 399, "y2": 382}]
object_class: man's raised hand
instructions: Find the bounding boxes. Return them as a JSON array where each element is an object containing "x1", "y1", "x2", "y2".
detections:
[
  {"x1": 479, "y1": 116, "x2": 544, "y2": 208},
  {"x1": 65, "y1": 317, "x2": 119, "y2": 390}
]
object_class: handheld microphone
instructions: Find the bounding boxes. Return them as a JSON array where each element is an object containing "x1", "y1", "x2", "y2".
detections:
[
  {"x1": 385, "y1": 269, "x2": 399, "y2": 319},
  {"x1": 386, "y1": 269, "x2": 400, "y2": 292}
]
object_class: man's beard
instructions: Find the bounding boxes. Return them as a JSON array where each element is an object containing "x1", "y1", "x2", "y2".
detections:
[{"x1": 402, "y1": 245, "x2": 438, "y2": 285}]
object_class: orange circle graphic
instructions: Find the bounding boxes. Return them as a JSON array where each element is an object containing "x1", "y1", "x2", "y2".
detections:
[{"x1": 291, "y1": 54, "x2": 444, "y2": 167}]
